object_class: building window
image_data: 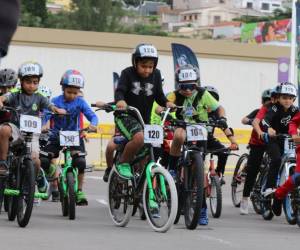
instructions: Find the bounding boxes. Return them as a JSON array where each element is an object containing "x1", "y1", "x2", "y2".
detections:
[
  {"x1": 184, "y1": 15, "x2": 187, "y2": 21},
  {"x1": 194, "y1": 14, "x2": 198, "y2": 20},
  {"x1": 261, "y1": 3, "x2": 270, "y2": 10},
  {"x1": 246, "y1": 2, "x2": 253, "y2": 9},
  {"x1": 214, "y1": 16, "x2": 221, "y2": 24},
  {"x1": 272, "y1": 4, "x2": 280, "y2": 7},
  {"x1": 189, "y1": 15, "x2": 192, "y2": 20},
  {"x1": 219, "y1": 0, "x2": 225, "y2": 3}
]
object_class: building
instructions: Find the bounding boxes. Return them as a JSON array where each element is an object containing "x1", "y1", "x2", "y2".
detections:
[
  {"x1": 46, "y1": 0, "x2": 71, "y2": 13},
  {"x1": 234, "y1": 0, "x2": 285, "y2": 13}
]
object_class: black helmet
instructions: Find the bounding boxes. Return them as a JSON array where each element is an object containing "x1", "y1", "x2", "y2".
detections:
[
  {"x1": 0, "y1": 68, "x2": 18, "y2": 87},
  {"x1": 175, "y1": 64, "x2": 200, "y2": 87},
  {"x1": 131, "y1": 43, "x2": 158, "y2": 68},
  {"x1": 261, "y1": 88, "x2": 272, "y2": 102},
  {"x1": 203, "y1": 85, "x2": 219, "y2": 101}
]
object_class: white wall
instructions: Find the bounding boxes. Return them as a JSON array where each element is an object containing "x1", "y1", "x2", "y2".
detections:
[{"x1": 1, "y1": 44, "x2": 278, "y2": 129}]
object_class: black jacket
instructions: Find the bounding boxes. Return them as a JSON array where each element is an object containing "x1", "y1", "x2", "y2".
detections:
[{"x1": 115, "y1": 66, "x2": 168, "y2": 124}]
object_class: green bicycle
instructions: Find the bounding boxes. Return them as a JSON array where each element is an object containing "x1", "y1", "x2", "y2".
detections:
[{"x1": 96, "y1": 104, "x2": 178, "y2": 233}]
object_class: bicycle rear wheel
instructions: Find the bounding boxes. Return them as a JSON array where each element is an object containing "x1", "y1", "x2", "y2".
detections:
[
  {"x1": 143, "y1": 165, "x2": 177, "y2": 233},
  {"x1": 209, "y1": 175, "x2": 222, "y2": 218},
  {"x1": 17, "y1": 159, "x2": 35, "y2": 228},
  {"x1": 231, "y1": 153, "x2": 248, "y2": 207},
  {"x1": 184, "y1": 152, "x2": 204, "y2": 230},
  {"x1": 59, "y1": 175, "x2": 68, "y2": 217},
  {"x1": 107, "y1": 168, "x2": 133, "y2": 227}
]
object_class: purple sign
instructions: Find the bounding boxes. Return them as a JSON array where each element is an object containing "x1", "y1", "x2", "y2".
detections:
[{"x1": 277, "y1": 57, "x2": 290, "y2": 83}]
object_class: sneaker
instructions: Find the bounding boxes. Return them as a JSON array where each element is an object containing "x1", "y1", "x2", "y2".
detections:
[
  {"x1": 51, "y1": 190, "x2": 60, "y2": 202},
  {"x1": 240, "y1": 198, "x2": 249, "y2": 215},
  {"x1": 272, "y1": 196, "x2": 282, "y2": 216},
  {"x1": 116, "y1": 163, "x2": 133, "y2": 179},
  {"x1": 198, "y1": 207, "x2": 209, "y2": 225},
  {"x1": 37, "y1": 174, "x2": 49, "y2": 193},
  {"x1": 76, "y1": 191, "x2": 88, "y2": 206},
  {"x1": 103, "y1": 167, "x2": 111, "y2": 183},
  {"x1": 149, "y1": 199, "x2": 160, "y2": 218},
  {"x1": 169, "y1": 169, "x2": 177, "y2": 180}
]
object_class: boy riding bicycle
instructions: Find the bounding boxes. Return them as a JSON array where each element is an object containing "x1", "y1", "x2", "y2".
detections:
[
  {"x1": 0, "y1": 61, "x2": 66, "y2": 176},
  {"x1": 39, "y1": 69, "x2": 98, "y2": 205}
]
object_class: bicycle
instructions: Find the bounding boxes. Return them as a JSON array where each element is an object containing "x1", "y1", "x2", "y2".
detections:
[
  {"x1": 0, "y1": 107, "x2": 46, "y2": 227},
  {"x1": 170, "y1": 118, "x2": 216, "y2": 229},
  {"x1": 260, "y1": 134, "x2": 296, "y2": 221},
  {"x1": 206, "y1": 147, "x2": 239, "y2": 218},
  {"x1": 95, "y1": 104, "x2": 178, "y2": 233}
]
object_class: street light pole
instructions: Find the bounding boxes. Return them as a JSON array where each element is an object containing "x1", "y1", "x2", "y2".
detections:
[{"x1": 290, "y1": 0, "x2": 297, "y2": 83}]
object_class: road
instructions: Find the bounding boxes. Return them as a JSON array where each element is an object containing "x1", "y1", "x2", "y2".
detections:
[{"x1": 0, "y1": 172, "x2": 299, "y2": 250}]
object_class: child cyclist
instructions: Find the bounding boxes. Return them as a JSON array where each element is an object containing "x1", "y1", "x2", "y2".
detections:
[
  {"x1": 261, "y1": 82, "x2": 298, "y2": 217},
  {"x1": 0, "y1": 68, "x2": 18, "y2": 95},
  {"x1": 0, "y1": 61, "x2": 66, "y2": 176},
  {"x1": 165, "y1": 64, "x2": 238, "y2": 225},
  {"x1": 239, "y1": 88, "x2": 272, "y2": 215},
  {"x1": 40, "y1": 69, "x2": 98, "y2": 205},
  {"x1": 113, "y1": 43, "x2": 175, "y2": 180}
]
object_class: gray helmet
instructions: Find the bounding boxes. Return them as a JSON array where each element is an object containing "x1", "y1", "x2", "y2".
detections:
[
  {"x1": 203, "y1": 85, "x2": 219, "y2": 101},
  {"x1": 261, "y1": 88, "x2": 272, "y2": 101},
  {"x1": 175, "y1": 64, "x2": 200, "y2": 86},
  {"x1": 0, "y1": 68, "x2": 18, "y2": 87}
]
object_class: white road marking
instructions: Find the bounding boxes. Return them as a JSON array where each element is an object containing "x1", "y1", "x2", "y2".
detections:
[
  {"x1": 85, "y1": 175, "x2": 103, "y2": 180},
  {"x1": 96, "y1": 199, "x2": 108, "y2": 206}
]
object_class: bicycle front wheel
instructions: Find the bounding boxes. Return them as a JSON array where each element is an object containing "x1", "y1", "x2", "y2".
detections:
[
  {"x1": 66, "y1": 172, "x2": 76, "y2": 220},
  {"x1": 143, "y1": 166, "x2": 178, "y2": 233},
  {"x1": 107, "y1": 168, "x2": 133, "y2": 227},
  {"x1": 231, "y1": 153, "x2": 248, "y2": 207},
  {"x1": 17, "y1": 159, "x2": 35, "y2": 228},
  {"x1": 184, "y1": 152, "x2": 204, "y2": 230},
  {"x1": 209, "y1": 175, "x2": 222, "y2": 218}
]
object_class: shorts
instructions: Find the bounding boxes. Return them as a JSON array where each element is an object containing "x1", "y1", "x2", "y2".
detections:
[
  {"x1": 0, "y1": 122, "x2": 40, "y2": 154},
  {"x1": 114, "y1": 113, "x2": 143, "y2": 140}
]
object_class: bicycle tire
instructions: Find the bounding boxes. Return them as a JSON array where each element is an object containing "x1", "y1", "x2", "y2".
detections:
[
  {"x1": 184, "y1": 152, "x2": 204, "y2": 230},
  {"x1": 209, "y1": 175, "x2": 222, "y2": 218},
  {"x1": 283, "y1": 194, "x2": 297, "y2": 225},
  {"x1": 17, "y1": 159, "x2": 35, "y2": 228},
  {"x1": 143, "y1": 165, "x2": 177, "y2": 232},
  {"x1": 7, "y1": 170, "x2": 18, "y2": 221},
  {"x1": 174, "y1": 180, "x2": 184, "y2": 225},
  {"x1": 66, "y1": 172, "x2": 76, "y2": 220},
  {"x1": 107, "y1": 168, "x2": 133, "y2": 227},
  {"x1": 231, "y1": 153, "x2": 248, "y2": 208},
  {"x1": 59, "y1": 176, "x2": 68, "y2": 217}
]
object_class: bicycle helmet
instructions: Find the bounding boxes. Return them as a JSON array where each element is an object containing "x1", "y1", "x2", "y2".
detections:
[
  {"x1": 0, "y1": 68, "x2": 17, "y2": 87},
  {"x1": 18, "y1": 61, "x2": 43, "y2": 79},
  {"x1": 60, "y1": 69, "x2": 84, "y2": 88},
  {"x1": 38, "y1": 85, "x2": 52, "y2": 98},
  {"x1": 132, "y1": 43, "x2": 158, "y2": 68},
  {"x1": 276, "y1": 82, "x2": 297, "y2": 97},
  {"x1": 175, "y1": 64, "x2": 200, "y2": 87},
  {"x1": 203, "y1": 85, "x2": 219, "y2": 101},
  {"x1": 261, "y1": 88, "x2": 271, "y2": 102}
]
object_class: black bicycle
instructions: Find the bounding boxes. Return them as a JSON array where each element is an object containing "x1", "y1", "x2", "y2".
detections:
[{"x1": 0, "y1": 107, "x2": 40, "y2": 227}]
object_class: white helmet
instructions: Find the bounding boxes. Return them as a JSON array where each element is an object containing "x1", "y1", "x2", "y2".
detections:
[
  {"x1": 277, "y1": 82, "x2": 297, "y2": 97},
  {"x1": 18, "y1": 61, "x2": 43, "y2": 79}
]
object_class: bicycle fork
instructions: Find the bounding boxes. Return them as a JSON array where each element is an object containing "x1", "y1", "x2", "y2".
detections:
[
  {"x1": 61, "y1": 150, "x2": 78, "y2": 195},
  {"x1": 145, "y1": 161, "x2": 167, "y2": 202}
]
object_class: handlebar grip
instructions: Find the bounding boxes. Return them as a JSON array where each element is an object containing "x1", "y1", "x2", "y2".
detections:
[{"x1": 91, "y1": 103, "x2": 97, "y2": 107}]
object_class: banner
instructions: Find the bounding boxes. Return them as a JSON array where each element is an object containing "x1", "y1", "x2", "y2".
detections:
[
  {"x1": 171, "y1": 43, "x2": 199, "y2": 88},
  {"x1": 241, "y1": 19, "x2": 291, "y2": 44},
  {"x1": 277, "y1": 57, "x2": 290, "y2": 83}
]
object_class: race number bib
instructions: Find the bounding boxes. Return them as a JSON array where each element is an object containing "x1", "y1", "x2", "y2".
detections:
[
  {"x1": 186, "y1": 125, "x2": 207, "y2": 141},
  {"x1": 20, "y1": 115, "x2": 41, "y2": 133},
  {"x1": 178, "y1": 69, "x2": 197, "y2": 82},
  {"x1": 144, "y1": 125, "x2": 163, "y2": 144},
  {"x1": 59, "y1": 131, "x2": 80, "y2": 146},
  {"x1": 139, "y1": 45, "x2": 158, "y2": 58}
]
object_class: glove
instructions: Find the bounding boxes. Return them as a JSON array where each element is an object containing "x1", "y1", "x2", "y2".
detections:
[
  {"x1": 217, "y1": 117, "x2": 228, "y2": 130},
  {"x1": 229, "y1": 143, "x2": 239, "y2": 150},
  {"x1": 260, "y1": 133, "x2": 270, "y2": 144}
]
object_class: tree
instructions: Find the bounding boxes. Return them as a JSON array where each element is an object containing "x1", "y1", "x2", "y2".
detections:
[{"x1": 20, "y1": 0, "x2": 48, "y2": 26}]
